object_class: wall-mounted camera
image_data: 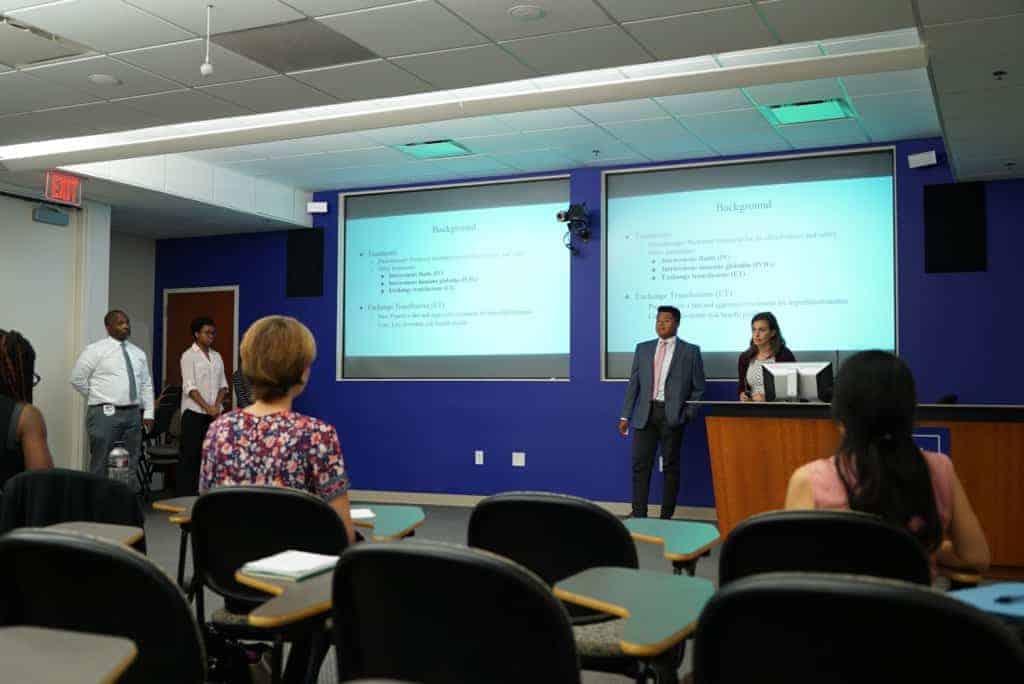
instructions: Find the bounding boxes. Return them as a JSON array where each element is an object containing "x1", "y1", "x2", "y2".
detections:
[{"x1": 557, "y1": 202, "x2": 590, "y2": 255}]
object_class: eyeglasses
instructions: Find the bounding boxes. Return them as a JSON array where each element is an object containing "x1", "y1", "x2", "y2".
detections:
[{"x1": 32, "y1": 372, "x2": 41, "y2": 387}]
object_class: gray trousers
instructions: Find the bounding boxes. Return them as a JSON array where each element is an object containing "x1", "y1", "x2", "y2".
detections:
[{"x1": 86, "y1": 405, "x2": 141, "y2": 490}]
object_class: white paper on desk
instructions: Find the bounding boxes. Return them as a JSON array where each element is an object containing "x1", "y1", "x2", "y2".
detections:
[
  {"x1": 242, "y1": 550, "x2": 338, "y2": 580},
  {"x1": 350, "y1": 508, "x2": 376, "y2": 520}
]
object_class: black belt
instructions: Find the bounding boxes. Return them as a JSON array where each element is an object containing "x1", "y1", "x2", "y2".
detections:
[
  {"x1": 651, "y1": 400, "x2": 666, "y2": 406},
  {"x1": 91, "y1": 404, "x2": 139, "y2": 410}
]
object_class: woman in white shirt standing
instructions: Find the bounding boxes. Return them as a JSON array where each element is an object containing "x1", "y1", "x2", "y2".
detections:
[{"x1": 178, "y1": 317, "x2": 228, "y2": 496}]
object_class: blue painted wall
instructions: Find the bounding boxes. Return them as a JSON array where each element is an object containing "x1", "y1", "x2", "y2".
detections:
[{"x1": 154, "y1": 137, "x2": 1021, "y2": 506}]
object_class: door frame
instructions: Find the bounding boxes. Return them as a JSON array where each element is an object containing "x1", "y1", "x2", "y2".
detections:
[{"x1": 162, "y1": 285, "x2": 240, "y2": 386}]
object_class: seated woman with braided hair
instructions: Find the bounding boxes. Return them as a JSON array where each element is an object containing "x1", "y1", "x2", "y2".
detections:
[{"x1": 0, "y1": 329, "x2": 54, "y2": 488}]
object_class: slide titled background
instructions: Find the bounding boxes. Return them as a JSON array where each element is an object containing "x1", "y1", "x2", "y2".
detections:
[
  {"x1": 339, "y1": 178, "x2": 570, "y2": 379},
  {"x1": 605, "y1": 151, "x2": 896, "y2": 379}
]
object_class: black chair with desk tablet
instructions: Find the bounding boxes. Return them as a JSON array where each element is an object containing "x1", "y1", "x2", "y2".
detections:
[
  {"x1": 331, "y1": 540, "x2": 581, "y2": 684},
  {"x1": 718, "y1": 510, "x2": 932, "y2": 586},
  {"x1": 467, "y1": 491, "x2": 672, "y2": 684},
  {"x1": 190, "y1": 486, "x2": 349, "y2": 684},
  {"x1": 138, "y1": 387, "x2": 182, "y2": 500},
  {"x1": 691, "y1": 572, "x2": 1024, "y2": 683},
  {"x1": 0, "y1": 528, "x2": 205, "y2": 683}
]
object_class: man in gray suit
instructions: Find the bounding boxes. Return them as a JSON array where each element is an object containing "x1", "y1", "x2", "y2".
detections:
[{"x1": 619, "y1": 305, "x2": 706, "y2": 518}]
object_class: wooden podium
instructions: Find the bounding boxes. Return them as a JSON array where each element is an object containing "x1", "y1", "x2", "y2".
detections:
[{"x1": 698, "y1": 401, "x2": 1024, "y2": 578}]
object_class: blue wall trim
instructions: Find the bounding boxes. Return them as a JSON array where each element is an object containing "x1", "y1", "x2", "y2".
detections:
[{"x1": 153, "y1": 137, "x2": 1022, "y2": 506}]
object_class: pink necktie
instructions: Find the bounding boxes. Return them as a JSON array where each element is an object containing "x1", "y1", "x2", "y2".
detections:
[{"x1": 652, "y1": 340, "x2": 667, "y2": 400}]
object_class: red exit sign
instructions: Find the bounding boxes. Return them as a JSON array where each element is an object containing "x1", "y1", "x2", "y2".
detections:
[{"x1": 44, "y1": 170, "x2": 83, "y2": 207}]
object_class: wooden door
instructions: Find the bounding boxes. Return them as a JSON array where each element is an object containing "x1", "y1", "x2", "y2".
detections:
[{"x1": 163, "y1": 288, "x2": 238, "y2": 404}]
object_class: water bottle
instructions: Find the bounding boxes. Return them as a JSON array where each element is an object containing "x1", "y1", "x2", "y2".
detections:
[{"x1": 107, "y1": 442, "x2": 133, "y2": 487}]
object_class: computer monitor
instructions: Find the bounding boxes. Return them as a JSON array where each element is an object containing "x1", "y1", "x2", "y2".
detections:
[{"x1": 762, "y1": 362, "x2": 834, "y2": 402}]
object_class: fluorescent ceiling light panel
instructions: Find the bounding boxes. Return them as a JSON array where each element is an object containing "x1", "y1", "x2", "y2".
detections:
[
  {"x1": 396, "y1": 140, "x2": 471, "y2": 159},
  {"x1": 762, "y1": 99, "x2": 855, "y2": 125}
]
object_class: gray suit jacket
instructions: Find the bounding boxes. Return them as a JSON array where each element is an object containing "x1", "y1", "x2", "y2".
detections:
[{"x1": 620, "y1": 337, "x2": 706, "y2": 429}]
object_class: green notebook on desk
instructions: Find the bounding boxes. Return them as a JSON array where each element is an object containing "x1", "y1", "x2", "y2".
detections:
[{"x1": 241, "y1": 550, "x2": 339, "y2": 582}]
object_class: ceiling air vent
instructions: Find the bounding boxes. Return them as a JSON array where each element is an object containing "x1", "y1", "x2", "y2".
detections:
[
  {"x1": 761, "y1": 99, "x2": 856, "y2": 125},
  {"x1": 396, "y1": 140, "x2": 473, "y2": 159}
]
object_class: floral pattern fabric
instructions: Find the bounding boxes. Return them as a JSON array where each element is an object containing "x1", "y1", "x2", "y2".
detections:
[{"x1": 200, "y1": 409, "x2": 349, "y2": 502}]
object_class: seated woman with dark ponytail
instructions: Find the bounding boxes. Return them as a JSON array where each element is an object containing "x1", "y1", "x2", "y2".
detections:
[
  {"x1": 784, "y1": 350, "x2": 990, "y2": 573},
  {"x1": 0, "y1": 329, "x2": 54, "y2": 488}
]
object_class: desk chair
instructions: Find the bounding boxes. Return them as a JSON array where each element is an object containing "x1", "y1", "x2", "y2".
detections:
[
  {"x1": 190, "y1": 486, "x2": 349, "y2": 684},
  {"x1": 692, "y1": 572, "x2": 1024, "y2": 683},
  {"x1": 0, "y1": 468, "x2": 146, "y2": 553},
  {"x1": 138, "y1": 389, "x2": 182, "y2": 501},
  {"x1": 332, "y1": 540, "x2": 580, "y2": 684},
  {"x1": 718, "y1": 510, "x2": 931, "y2": 586},
  {"x1": 0, "y1": 528, "x2": 205, "y2": 684},
  {"x1": 468, "y1": 491, "x2": 673, "y2": 683}
]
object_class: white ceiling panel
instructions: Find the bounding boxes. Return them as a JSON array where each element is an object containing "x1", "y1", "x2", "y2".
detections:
[
  {"x1": 776, "y1": 118, "x2": 870, "y2": 148},
  {"x1": 0, "y1": 1, "x2": 65, "y2": 9},
  {"x1": 9, "y1": 0, "x2": 195, "y2": 52},
  {"x1": 917, "y1": 0, "x2": 1024, "y2": 25},
  {"x1": 436, "y1": 0, "x2": 610, "y2": 41},
  {"x1": 0, "y1": 70, "x2": 99, "y2": 116},
  {"x1": 745, "y1": 78, "x2": 844, "y2": 106},
  {"x1": 841, "y1": 69, "x2": 931, "y2": 97},
  {"x1": 619, "y1": 56, "x2": 718, "y2": 78},
  {"x1": 821, "y1": 28, "x2": 920, "y2": 55},
  {"x1": 287, "y1": 0, "x2": 408, "y2": 15},
  {"x1": 114, "y1": 40, "x2": 276, "y2": 87},
  {"x1": 530, "y1": 69, "x2": 624, "y2": 89},
  {"x1": 931, "y1": 51, "x2": 1024, "y2": 93},
  {"x1": 318, "y1": 1, "x2": 487, "y2": 57},
  {"x1": 598, "y1": 0, "x2": 748, "y2": 23},
  {"x1": 625, "y1": 5, "x2": 777, "y2": 60},
  {"x1": 392, "y1": 44, "x2": 536, "y2": 89},
  {"x1": 939, "y1": 86, "x2": 1024, "y2": 133},
  {"x1": 419, "y1": 115, "x2": 516, "y2": 139},
  {"x1": 25, "y1": 56, "x2": 181, "y2": 98},
  {"x1": 717, "y1": 42, "x2": 822, "y2": 68},
  {"x1": 490, "y1": 149, "x2": 574, "y2": 171},
  {"x1": 460, "y1": 125, "x2": 615, "y2": 154},
  {"x1": 129, "y1": 0, "x2": 304, "y2": 34},
  {"x1": 954, "y1": 155, "x2": 1023, "y2": 180},
  {"x1": 626, "y1": 135, "x2": 716, "y2": 161},
  {"x1": 562, "y1": 141, "x2": 637, "y2": 163},
  {"x1": 418, "y1": 154, "x2": 514, "y2": 177},
  {"x1": 0, "y1": 105, "x2": 111, "y2": 144},
  {"x1": 114, "y1": 90, "x2": 253, "y2": 122},
  {"x1": 758, "y1": 0, "x2": 916, "y2": 43},
  {"x1": 493, "y1": 107, "x2": 591, "y2": 131},
  {"x1": 656, "y1": 89, "x2": 750, "y2": 116},
  {"x1": 197, "y1": 76, "x2": 337, "y2": 112},
  {"x1": 359, "y1": 123, "x2": 439, "y2": 145},
  {"x1": 290, "y1": 59, "x2": 431, "y2": 100},
  {"x1": 851, "y1": 90, "x2": 940, "y2": 142},
  {"x1": 0, "y1": 20, "x2": 90, "y2": 67},
  {"x1": 502, "y1": 25, "x2": 651, "y2": 75},
  {"x1": 922, "y1": 12, "x2": 1024, "y2": 57},
  {"x1": 573, "y1": 99, "x2": 666, "y2": 124},
  {"x1": 600, "y1": 117, "x2": 691, "y2": 142},
  {"x1": 680, "y1": 108, "x2": 790, "y2": 155}
]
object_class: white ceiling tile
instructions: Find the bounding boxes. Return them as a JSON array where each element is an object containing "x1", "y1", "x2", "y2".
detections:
[
  {"x1": 821, "y1": 28, "x2": 920, "y2": 55},
  {"x1": 744, "y1": 78, "x2": 844, "y2": 106},
  {"x1": 717, "y1": 43, "x2": 822, "y2": 68},
  {"x1": 421, "y1": 115, "x2": 516, "y2": 138},
  {"x1": 290, "y1": 60, "x2": 431, "y2": 100},
  {"x1": 501, "y1": 25, "x2": 651, "y2": 76},
  {"x1": 25, "y1": 55, "x2": 181, "y2": 98},
  {"x1": 286, "y1": 0, "x2": 408, "y2": 15},
  {"x1": 0, "y1": 64, "x2": 9, "y2": 74},
  {"x1": 625, "y1": 5, "x2": 777, "y2": 60},
  {"x1": 562, "y1": 141, "x2": 636, "y2": 163},
  {"x1": 392, "y1": 44, "x2": 536, "y2": 89},
  {"x1": 256, "y1": 132, "x2": 380, "y2": 157},
  {"x1": 758, "y1": 0, "x2": 916, "y2": 43},
  {"x1": 9, "y1": 0, "x2": 195, "y2": 52},
  {"x1": 490, "y1": 149, "x2": 574, "y2": 172},
  {"x1": 600, "y1": 117, "x2": 690, "y2": 142},
  {"x1": 841, "y1": 69, "x2": 931, "y2": 97},
  {"x1": 939, "y1": 84, "x2": 1024, "y2": 123},
  {"x1": 656, "y1": 89, "x2": 750, "y2": 116},
  {"x1": 0, "y1": 20, "x2": 89, "y2": 67},
  {"x1": 458, "y1": 133, "x2": 536, "y2": 154},
  {"x1": 114, "y1": 40, "x2": 276, "y2": 87},
  {"x1": 851, "y1": 90, "x2": 940, "y2": 141},
  {"x1": 953, "y1": 156, "x2": 1023, "y2": 180},
  {"x1": 318, "y1": 1, "x2": 487, "y2": 57},
  {"x1": 197, "y1": 76, "x2": 337, "y2": 112},
  {"x1": 113, "y1": 89, "x2": 253, "y2": 123},
  {"x1": 493, "y1": 107, "x2": 591, "y2": 131},
  {"x1": 931, "y1": 51, "x2": 1024, "y2": 93},
  {"x1": 417, "y1": 154, "x2": 513, "y2": 177},
  {"x1": 627, "y1": 136, "x2": 716, "y2": 161},
  {"x1": 582, "y1": 153, "x2": 649, "y2": 166},
  {"x1": 917, "y1": 0, "x2": 1024, "y2": 26},
  {"x1": 598, "y1": 0, "x2": 747, "y2": 22},
  {"x1": 129, "y1": 0, "x2": 304, "y2": 34},
  {"x1": 776, "y1": 118, "x2": 870, "y2": 148},
  {"x1": 436, "y1": 0, "x2": 610, "y2": 41},
  {"x1": 619, "y1": 56, "x2": 718, "y2": 78},
  {"x1": 0, "y1": 70, "x2": 99, "y2": 115},
  {"x1": 573, "y1": 99, "x2": 665, "y2": 124},
  {"x1": 679, "y1": 108, "x2": 790, "y2": 155},
  {"x1": 461, "y1": 125, "x2": 615, "y2": 154},
  {"x1": 0, "y1": 1, "x2": 65, "y2": 9},
  {"x1": 0, "y1": 105, "x2": 109, "y2": 144},
  {"x1": 922, "y1": 12, "x2": 1024, "y2": 57},
  {"x1": 360, "y1": 123, "x2": 439, "y2": 145}
]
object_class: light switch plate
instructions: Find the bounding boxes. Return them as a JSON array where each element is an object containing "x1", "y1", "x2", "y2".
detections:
[
  {"x1": 474, "y1": 450, "x2": 484, "y2": 465},
  {"x1": 512, "y1": 451, "x2": 526, "y2": 467}
]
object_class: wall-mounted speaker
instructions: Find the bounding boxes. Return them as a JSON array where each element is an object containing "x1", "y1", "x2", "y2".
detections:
[
  {"x1": 286, "y1": 229, "x2": 324, "y2": 297},
  {"x1": 923, "y1": 182, "x2": 986, "y2": 273}
]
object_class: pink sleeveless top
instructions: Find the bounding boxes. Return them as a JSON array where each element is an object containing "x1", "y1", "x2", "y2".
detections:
[{"x1": 804, "y1": 450, "x2": 955, "y2": 535}]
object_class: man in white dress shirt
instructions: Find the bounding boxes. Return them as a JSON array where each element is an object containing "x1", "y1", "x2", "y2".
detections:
[
  {"x1": 70, "y1": 310, "x2": 155, "y2": 488},
  {"x1": 178, "y1": 316, "x2": 228, "y2": 496}
]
